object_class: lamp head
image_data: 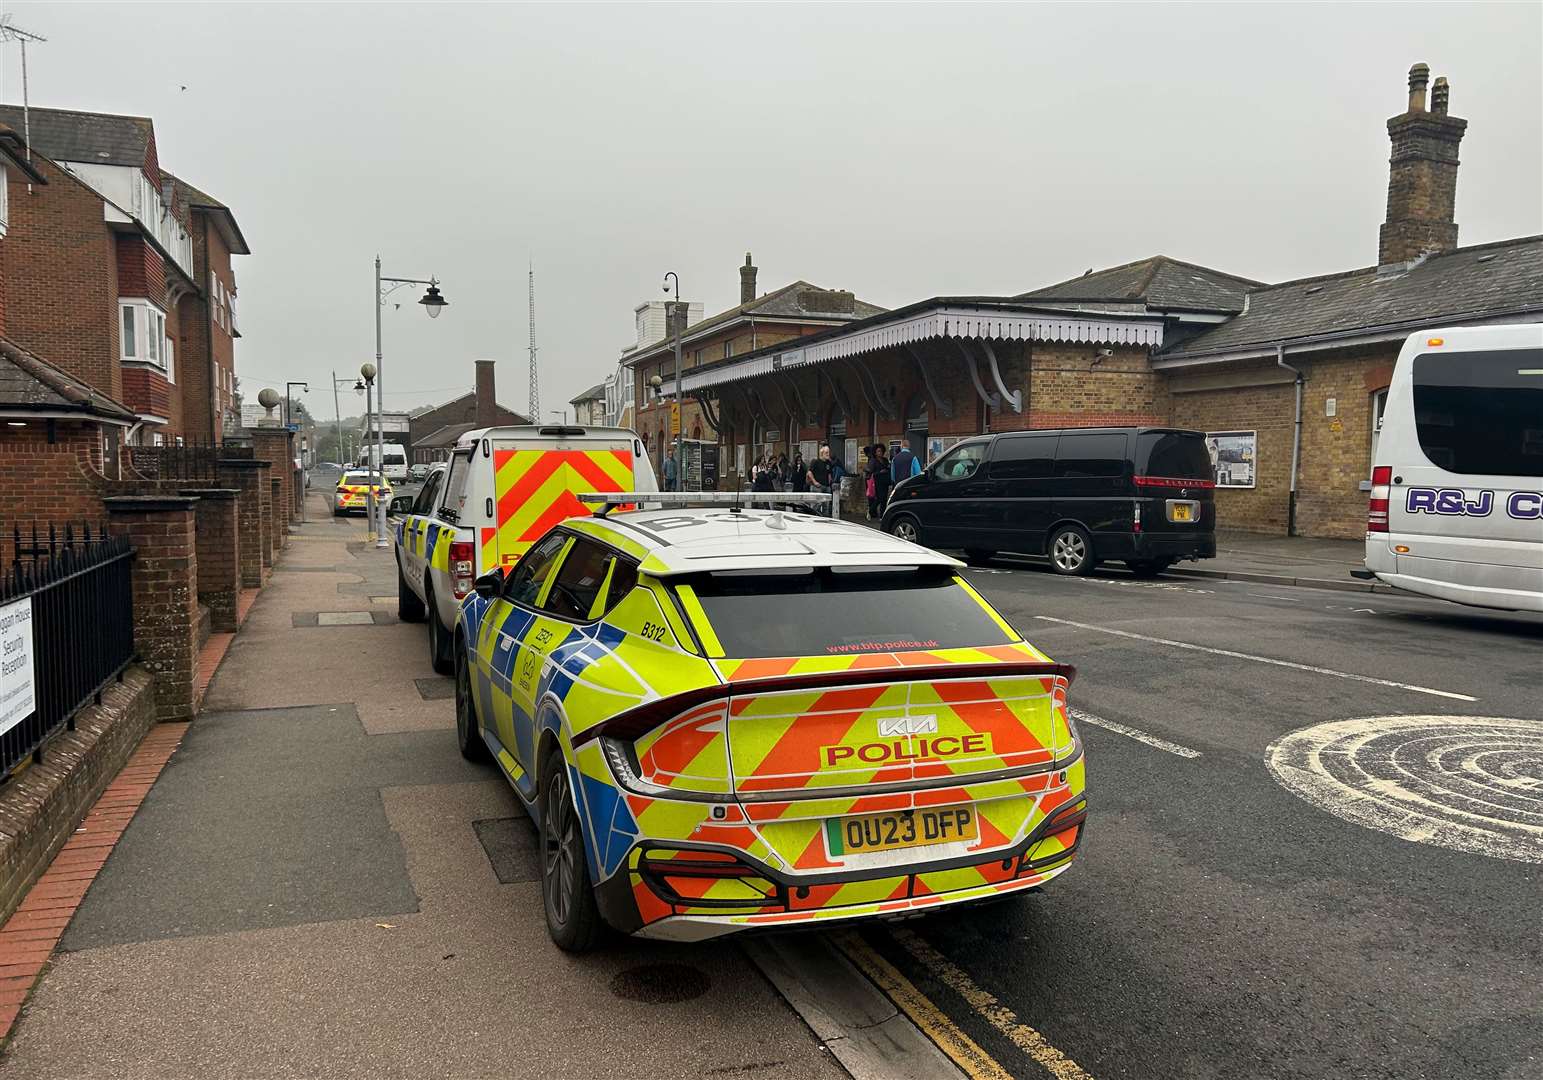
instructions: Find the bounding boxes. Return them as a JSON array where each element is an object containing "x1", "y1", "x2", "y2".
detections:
[
  {"x1": 419, "y1": 282, "x2": 447, "y2": 319},
  {"x1": 359, "y1": 362, "x2": 377, "y2": 381}
]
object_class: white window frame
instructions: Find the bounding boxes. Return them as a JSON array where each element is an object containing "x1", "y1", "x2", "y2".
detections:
[
  {"x1": 0, "y1": 163, "x2": 9, "y2": 237},
  {"x1": 119, "y1": 299, "x2": 171, "y2": 375},
  {"x1": 1368, "y1": 386, "x2": 1390, "y2": 472}
]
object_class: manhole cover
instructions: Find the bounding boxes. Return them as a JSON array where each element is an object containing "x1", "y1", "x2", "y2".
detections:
[
  {"x1": 415, "y1": 677, "x2": 455, "y2": 701},
  {"x1": 1267, "y1": 715, "x2": 1543, "y2": 864},
  {"x1": 472, "y1": 817, "x2": 539, "y2": 883},
  {"x1": 609, "y1": 963, "x2": 711, "y2": 1004}
]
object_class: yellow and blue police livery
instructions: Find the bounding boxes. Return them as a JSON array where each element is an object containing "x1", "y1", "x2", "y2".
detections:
[{"x1": 453, "y1": 496, "x2": 1087, "y2": 952}]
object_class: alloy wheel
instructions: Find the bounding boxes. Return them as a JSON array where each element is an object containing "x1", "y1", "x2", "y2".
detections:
[
  {"x1": 893, "y1": 519, "x2": 919, "y2": 543},
  {"x1": 543, "y1": 770, "x2": 578, "y2": 926},
  {"x1": 1053, "y1": 532, "x2": 1087, "y2": 572}
]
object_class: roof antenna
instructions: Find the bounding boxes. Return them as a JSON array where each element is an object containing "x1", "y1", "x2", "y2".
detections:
[{"x1": 0, "y1": 15, "x2": 46, "y2": 195}]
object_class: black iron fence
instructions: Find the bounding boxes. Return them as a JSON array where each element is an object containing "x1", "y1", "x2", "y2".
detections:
[
  {"x1": 1, "y1": 524, "x2": 135, "y2": 778},
  {"x1": 126, "y1": 439, "x2": 224, "y2": 481}
]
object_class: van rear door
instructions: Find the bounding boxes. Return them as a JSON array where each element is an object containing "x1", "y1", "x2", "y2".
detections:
[
  {"x1": 1133, "y1": 430, "x2": 1217, "y2": 536},
  {"x1": 487, "y1": 433, "x2": 640, "y2": 569},
  {"x1": 1386, "y1": 344, "x2": 1543, "y2": 569}
]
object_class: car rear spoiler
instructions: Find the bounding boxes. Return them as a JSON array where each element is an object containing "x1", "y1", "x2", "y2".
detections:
[
  {"x1": 577, "y1": 491, "x2": 841, "y2": 518},
  {"x1": 572, "y1": 660, "x2": 1076, "y2": 747}
]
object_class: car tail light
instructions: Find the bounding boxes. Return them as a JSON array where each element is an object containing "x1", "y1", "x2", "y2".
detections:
[
  {"x1": 449, "y1": 540, "x2": 476, "y2": 599},
  {"x1": 1368, "y1": 466, "x2": 1391, "y2": 533},
  {"x1": 1134, "y1": 475, "x2": 1216, "y2": 489},
  {"x1": 1132, "y1": 501, "x2": 1142, "y2": 534}
]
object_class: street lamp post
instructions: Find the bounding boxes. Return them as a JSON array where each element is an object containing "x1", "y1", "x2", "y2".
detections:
[
  {"x1": 358, "y1": 363, "x2": 388, "y2": 546},
  {"x1": 374, "y1": 255, "x2": 448, "y2": 437},
  {"x1": 662, "y1": 271, "x2": 682, "y2": 491}
]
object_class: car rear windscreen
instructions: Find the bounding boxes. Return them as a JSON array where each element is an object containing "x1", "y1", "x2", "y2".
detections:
[
  {"x1": 1136, "y1": 432, "x2": 1212, "y2": 479},
  {"x1": 1413, "y1": 348, "x2": 1543, "y2": 477},
  {"x1": 682, "y1": 567, "x2": 1013, "y2": 658}
]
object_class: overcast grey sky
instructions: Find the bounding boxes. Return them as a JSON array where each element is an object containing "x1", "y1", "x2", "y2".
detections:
[{"x1": 4, "y1": 2, "x2": 1540, "y2": 422}]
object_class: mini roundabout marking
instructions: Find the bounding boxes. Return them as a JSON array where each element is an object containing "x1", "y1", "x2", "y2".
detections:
[{"x1": 1266, "y1": 715, "x2": 1543, "y2": 864}]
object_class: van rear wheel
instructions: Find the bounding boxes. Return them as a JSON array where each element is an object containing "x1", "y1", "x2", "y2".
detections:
[
  {"x1": 1049, "y1": 525, "x2": 1096, "y2": 576},
  {"x1": 426, "y1": 586, "x2": 454, "y2": 675},
  {"x1": 398, "y1": 563, "x2": 426, "y2": 622}
]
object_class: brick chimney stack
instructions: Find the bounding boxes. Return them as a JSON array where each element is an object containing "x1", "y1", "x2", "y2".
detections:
[
  {"x1": 474, "y1": 358, "x2": 497, "y2": 427},
  {"x1": 739, "y1": 252, "x2": 757, "y2": 306},
  {"x1": 1379, "y1": 62, "x2": 1467, "y2": 266}
]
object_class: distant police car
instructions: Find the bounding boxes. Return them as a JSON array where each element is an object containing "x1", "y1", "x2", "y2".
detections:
[
  {"x1": 1362, "y1": 324, "x2": 1543, "y2": 611},
  {"x1": 452, "y1": 493, "x2": 1087, "y2": 951}
]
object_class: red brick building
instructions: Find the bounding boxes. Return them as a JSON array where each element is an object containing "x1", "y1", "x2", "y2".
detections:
[
  {"x1": 659, "y1": 65, "x2": 1542, "y2": 537},
  {"x1": 0, "y1": 105, "x2": 248, "y2": 446},
  {"x1": 624, "y1": 253, "x2": 886, "y2": 478}
]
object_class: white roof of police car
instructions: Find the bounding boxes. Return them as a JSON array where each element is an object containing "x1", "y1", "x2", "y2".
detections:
[
  {"x1": 586, "y1": 507, "x2": 961, "y2": 577},
  {"x1": 451, "y1": 424, "x2": 642, "y2": 450}
]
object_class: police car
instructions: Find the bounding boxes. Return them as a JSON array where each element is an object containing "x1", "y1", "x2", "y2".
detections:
[
  {"x1": 390, "y1": 424, "x2": 656, "y2": 674},
  {"x1": 452, "y1": 493, "x2": 1087, "y2": 950},
  {"x1": 333, "y1": 470, "x2": 392, "y2": 517}
]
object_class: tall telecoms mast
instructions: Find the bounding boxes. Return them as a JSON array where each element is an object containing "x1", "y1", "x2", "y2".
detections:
[{"x1": 527, "y1": 263, "x2": 540, "y2": 420}]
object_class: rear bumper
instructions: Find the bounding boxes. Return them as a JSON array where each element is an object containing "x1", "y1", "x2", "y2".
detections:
[{"x1": 593, "y1": 792, "x2": 1087, "y2": 939}]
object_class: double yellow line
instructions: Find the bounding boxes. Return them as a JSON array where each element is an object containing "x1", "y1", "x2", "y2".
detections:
[{"x1": 832, "y1": 928, "x2": 1096, "y2": 1080}]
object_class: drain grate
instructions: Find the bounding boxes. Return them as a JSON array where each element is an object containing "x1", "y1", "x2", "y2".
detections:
[{"x1": 609, "y1": 963, "x2": 711, "y2": 1004}]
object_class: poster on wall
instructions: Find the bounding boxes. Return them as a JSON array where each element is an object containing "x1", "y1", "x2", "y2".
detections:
[
  {"x1": 925, "y1": 436, "x2": 960, "y2": 465},
  {"x1": 0, "y1": 596, "x2": 36, "y2": 738},
  {"x1": 735, "y1": 444, "x2": 746, "y2": 477},
  {"x1": 1206, "y1": 430, "x2": 1257, "y2": 488},
  {"x1": 844, "y1": 439, "x2": 859, "y2": 475}
]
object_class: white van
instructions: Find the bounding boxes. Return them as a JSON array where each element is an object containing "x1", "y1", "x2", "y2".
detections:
[
  {"x1": 364, "y1": 442, "x2": 409, "y2": 483},
  {"x1": 1363, "y1": 324, "x2": 1543, "y2": 612},
  {"x1": 389, "y1": 425, "x2": 658, "y2": 672}
]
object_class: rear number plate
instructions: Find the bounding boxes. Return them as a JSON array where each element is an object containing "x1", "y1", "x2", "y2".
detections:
[
  {"x1": 1167, "y1": 499, "x2": 1198, "y2": 523},
  {"x1": 825, "y1": 806, "x2": 978, "y2": 856}
]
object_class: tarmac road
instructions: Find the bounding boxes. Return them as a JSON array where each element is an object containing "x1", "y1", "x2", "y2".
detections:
[{"x1": 855, "y1": 555, "x2": 1543, "y2": 1080}]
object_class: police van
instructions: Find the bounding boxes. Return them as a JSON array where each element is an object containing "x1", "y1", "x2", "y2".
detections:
[
  {"x1": 390, "y1": 425, "x2": 658, "y2": 672},
  {"x1": 1362, "y1": 324, "x2": 1543, "y2": 611}
]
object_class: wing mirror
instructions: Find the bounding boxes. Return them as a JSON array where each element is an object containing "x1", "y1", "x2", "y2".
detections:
[
  {"x1": 473, "y1": 568, "x2": 505, "y2": 599},
  {"x1": 387, "y1": 495, "x2": 415, "y2": 516}
]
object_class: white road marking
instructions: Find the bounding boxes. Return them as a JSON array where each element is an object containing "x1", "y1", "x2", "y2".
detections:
[
  {"x1": 1249, "y1": 593, "x2": 1302, "y2": 602},
  {"x1": 1266, "y1": 715, "x2": 1543, "y2": 864},
  {"x1": 1032, "y1": 616, "x2": 1477, "y2": 702},
  {"x1": 1069, "y1": 707, "x2": 1202, "y2": 759},
  {"x1": 891, "y1": 927, "x2": 1098, "y2": 1080}
]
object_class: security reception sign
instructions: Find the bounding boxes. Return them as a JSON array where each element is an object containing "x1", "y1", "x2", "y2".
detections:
[{"x1": 0, "y1": 597, "x2": 36, "y2": 737}]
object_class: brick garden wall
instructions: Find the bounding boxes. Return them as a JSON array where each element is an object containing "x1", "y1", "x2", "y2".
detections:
[{"x1": 0, "y1": 666, "x2": 155, "y2": 925}]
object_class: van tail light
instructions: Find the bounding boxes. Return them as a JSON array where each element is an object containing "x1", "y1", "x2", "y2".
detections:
[
  {"x1": 1367, "y1": 466, "x2": 1392, "y2": 533},
  {"x1": 449, "y1": 540, "x2": 476, "y2": 598},
  {"x1": 1132, "y1": 501, "x2": 1142, "y2": 534},
  {"x1": 1134, "y1": 476, "x2": 1216, "y2": 489}
]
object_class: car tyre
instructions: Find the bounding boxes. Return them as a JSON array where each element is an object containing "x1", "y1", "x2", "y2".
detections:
[
  {"x1": 539, "y1": 749, "x2": 604, "y2": 953},
  {"x1": 454, "y1": 642, "x2": 488, "y2": 762},
  {"x1": 398, "y1": 563, "x2": 426, "y2": 623},
  {"x1": 426, "y1": 586, "x2": 454, "y2": 675},
  {"x1": 1126, "y1": 558, "x2": 1173, "y2": 578},
  {"x1": 887, "y1": 514, "x2": 923, "y2": 546},
  {"x1": 1048, "y1": 524, "x2": 1096, "y2": 576}
]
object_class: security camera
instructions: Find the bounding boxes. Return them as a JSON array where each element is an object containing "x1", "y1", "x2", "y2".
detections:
[{"x1": 1096, "y1": 348, "x2": 1114, "y2": 358}]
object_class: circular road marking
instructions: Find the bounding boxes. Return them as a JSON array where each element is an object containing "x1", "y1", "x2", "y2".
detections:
[{"x1": 1266, "y1": 715, "x2": 1543, "y2": 864}]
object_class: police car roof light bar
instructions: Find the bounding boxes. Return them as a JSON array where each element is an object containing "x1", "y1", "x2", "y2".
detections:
[{"x1": 578, "y1": 491, "x2": 840, "y2": 519}]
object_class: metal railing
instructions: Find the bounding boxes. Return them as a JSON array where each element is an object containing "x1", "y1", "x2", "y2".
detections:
[
  {"x1": 2, "y1": 524, "x2": 135, "y2": 779},
  {"x1": 126, "y1": 438, "x2": 224, "y2": 481}
]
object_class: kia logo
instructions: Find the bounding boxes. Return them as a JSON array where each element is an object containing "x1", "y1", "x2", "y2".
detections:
[{"x1": 878, "y1": 715, "x2": 938, "y2": 737}]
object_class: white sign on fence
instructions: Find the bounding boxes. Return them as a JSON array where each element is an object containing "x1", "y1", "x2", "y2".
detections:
[{"x1": 0, "y1": 596, "x2": 36, "y2": 737}]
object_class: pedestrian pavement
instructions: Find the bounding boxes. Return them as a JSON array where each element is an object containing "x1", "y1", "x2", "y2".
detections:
[
  {"x1": 1169, "y1": 530, "x2": 1385, "y2": 594},
  {"x1": 0, "y1": 493, "x2": 843, "y2": 1079}
]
